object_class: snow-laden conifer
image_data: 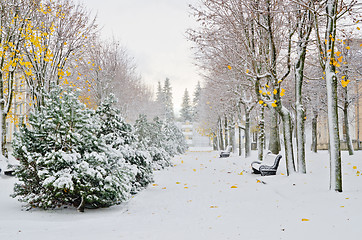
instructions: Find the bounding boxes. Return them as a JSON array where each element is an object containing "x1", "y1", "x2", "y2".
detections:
[
  {"x1": 12, "y1": 87, "x2": 134, "y2": 210},
  {"x1": 95, "y1": 95, "x2": 153, "y2": 194}
]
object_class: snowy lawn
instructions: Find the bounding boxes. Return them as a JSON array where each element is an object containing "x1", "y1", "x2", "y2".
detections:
[{"x1": 1, "y1": 148, "x2": 362, "y2": 240}]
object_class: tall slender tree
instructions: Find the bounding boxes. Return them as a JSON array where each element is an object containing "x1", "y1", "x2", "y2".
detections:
[
  {"x1": 162, "y1": 78, "x2": 174, "y2": 121},
  {"x1": 180, "y1": 88, "x2": 193, "y2": 122}
]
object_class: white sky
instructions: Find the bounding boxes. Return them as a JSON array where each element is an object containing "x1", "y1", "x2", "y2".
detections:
[{"x1": 80, "y1": 0, "x2": 202, "y2": 115}]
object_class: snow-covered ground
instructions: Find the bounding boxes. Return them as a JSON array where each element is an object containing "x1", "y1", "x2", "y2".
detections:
[{"x1": 1, "y1": 148, "x2": 362, "y2": 240}]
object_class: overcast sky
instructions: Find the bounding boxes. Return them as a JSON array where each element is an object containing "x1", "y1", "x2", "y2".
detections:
[{"x1": 80, "y1": 0, "x2": 202, "y2": 115}]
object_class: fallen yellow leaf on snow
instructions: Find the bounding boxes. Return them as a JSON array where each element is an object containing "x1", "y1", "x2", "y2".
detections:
[
  {"x1": 302, "y1": 218, "x2": 310, "y2": 221},
  {"x1": 353, "y1": 166, "x2": 357, "y2": 169},
  {"x1": 152, "y1": 184, "x2": 158, "y2": 186},
  {"x1": 231, "y1": 186, "x2": 238, "y2": 188},
  {"x1": 176, "y1": 182, "x2": 181, "y2": 184},
  {"x1": 162, "y1": 187, "x2": 166, "y2": 189},
  {"x1": 210, "y1": 206, "x2": 218, "y2": 208}
]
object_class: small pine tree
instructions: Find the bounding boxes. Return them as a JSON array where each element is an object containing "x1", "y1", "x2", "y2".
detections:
[
  {"x1": 95, "y1": 95, "x2": 153, "y2": 194},
  {"x1": 134, "y1": 115, "x2": 172, "y2": 170},
  {"x1": 12, "y1": 87, "x2": 134, "y2": 210},
  {"x1": 180, "y1": 88, "x2": 193, "y2": 122},
  {"x1": 163, "y1": 78, "x2": 174, "y2": 121},
  {"x1": 193, "y1": 81, "x2": 202, "y2": 121}
]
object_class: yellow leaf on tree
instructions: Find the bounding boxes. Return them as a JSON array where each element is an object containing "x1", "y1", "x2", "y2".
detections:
[
  {"x1": 227, "y1": 65, "x2": 232, "y2": 70},
  {"x1": 346, "y1": 46, "x2": 350, "y2": 50},
  {"x1": 337, "y1": 56, "x2": 343, "y2": 62},
  {"x1": 258, "y1": 100, "x2": 263, "y2": 104},
  {"x1": 273, "y1": 89, "x2": 277, "y2": 95},
  {"x1": 272, "y1": 103, "x2": 277, "y2": 107},
  {"x1": 246, "y1": 69, "x2": 249, "y2": 73}
]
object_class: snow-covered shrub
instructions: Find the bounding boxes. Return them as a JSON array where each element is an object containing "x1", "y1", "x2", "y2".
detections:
[
  {"x1": 95, "y1": 95, "x2": 153, "y2": 194},
  {"x1": 12, "y1": 87, "x2": 134, "y2": 210},
  {"x1": 134, "y1": 115, "x2": 171, "y2": 169},
  {"x1": 134, "y1": 115, "x2": 187, "y2": 169}
]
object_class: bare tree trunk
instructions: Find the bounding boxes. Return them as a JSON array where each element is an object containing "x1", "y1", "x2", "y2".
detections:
[
  {"x1": 311, "y1": 111, "x2": 318, "y2": 153},
  {"x1": 238, "y1": 127, "x2": 242, "y2": 156},
  {"x1": 213, "y1": 132, "x2": 218, "y2": 150},
  {"x1": 244, "y1": 110, "x2": 251, "y2": 158},
  {"x1": 341, "y1": 56, "x2": 354, "y2": 155},
  {"x1": 224, "y1": 116, "x2": 229, "y2": 147},
  {"x1": 218, "y1": 117, "x2": 224, "y2": 150},
  {"x1": 325, "y1": 0, "x2": 342, "y2": 192},
  {"x1": 343, "y1": 101, "x2": 354, "y2": 155},
  {"x1": 280, "y1": 107, "x2": 296, "y2": 175},
  {"x1": 269, "y1": 109, "x2": 280, "y2": 154},
  {"x1": 229, "y1": 122, "x2": 236, "y2": 153},
  {"x1": 258, "y1": 107, "x2": 265, "y2": 161},
  {"x1": 77, "y1": 196, "x2": 85, "y2": 212}
]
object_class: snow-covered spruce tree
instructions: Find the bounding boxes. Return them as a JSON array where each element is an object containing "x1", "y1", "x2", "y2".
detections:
[
  {"x1": 164, "y1": 120, "x2": 188, "y2": 155},
  {"x1": 180, "y1": 88, "x2": 193, "y2": 122},
  {"x1": 134, "y1": 115, "x2": 172, "y2": 170},
  {"x1": 11, "y1": 87, "x2": 134, "y2": 211},
  {"x1": 95, "y1": 95, "x2": 153, "y2": 193}
]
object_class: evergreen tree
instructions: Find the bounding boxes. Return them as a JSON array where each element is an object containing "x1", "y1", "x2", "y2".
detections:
[
  {"x1": 162, "y1": 78, "x2": 174, "y2": 120},
  {"x1": 180, "y1": 88, "x2": 193, "y2": 122},
  {"x1": 12, "y1": 87, "x2": 134, "y2": 211},
  {"x1": 193, "y1": 81, "x2": 202, "y2": 121},
  {"x1": 134, "y1": 115, "x2": 172, "y2": 170},
  {"x1": 95, "y1": 95, "x2": 153, "y2": 194}
]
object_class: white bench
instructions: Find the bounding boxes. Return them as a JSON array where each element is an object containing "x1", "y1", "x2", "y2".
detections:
[
  {"x1": 219, "y1": 145, "x2": 232, "y2": 158},
  {"x1": 251, "y1": 152, "x2": 282, "y2": 176}
]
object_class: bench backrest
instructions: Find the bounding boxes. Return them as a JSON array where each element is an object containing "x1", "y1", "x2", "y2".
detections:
[
  {"x1": 225, "y1": 145, "x2": 232, "y2": 153},
  {"x1": 264, "y1": 152, "x2": 282, "y2": 169}
]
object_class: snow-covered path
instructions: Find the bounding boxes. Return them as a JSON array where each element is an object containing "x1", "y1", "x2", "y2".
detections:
[{"x1": 1, "y1": 148, "x2": 362, "y2": 240}]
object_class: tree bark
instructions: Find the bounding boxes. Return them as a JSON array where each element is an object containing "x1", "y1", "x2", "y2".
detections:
[
  {"x1": 311, "y1": 111, "x2": 318, "y2": 153},
  {"x1": 343, "y1": 101, "x2": 354, "y2": 155},
  {"x1": 269, "y1": 109, "x2": 280, "y2": 154},
  {"x1": 280, "y1": 107, "x2": 296, "y2": 175},
  {"x1": 238, "y1": 126, "x2": 242, "y2": 156},
  {"x1": 258, "y1": 107, "x2": 265, "y2": 161},
  {"x1": 325, "y1": 0, "x2": 342, "y2": 192},
  {"x1": 244, "y1": 110, "x2": 251, "y2": 158},
  {"x1": 224, "y1": 116, "x2": 229, "y2": 148},
  {"x1": 218, "y1": 117, "x2": 224, "y2": 150}
]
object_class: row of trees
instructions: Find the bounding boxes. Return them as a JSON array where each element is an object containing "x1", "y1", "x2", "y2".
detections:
[
  {"x1": 0, "y1": 0, "x2": 157, "y2": 156},
  {"x1": 188, "y1": 0, "x2": 362, "y2": 192},
  {"x1": 12, "y1": 86, "x2": 187, "y2": 211}
]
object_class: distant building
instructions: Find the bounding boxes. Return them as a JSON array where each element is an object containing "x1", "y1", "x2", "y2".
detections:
[{"x1": 177, "y1": 121, "x2": 210, "y2": 147}]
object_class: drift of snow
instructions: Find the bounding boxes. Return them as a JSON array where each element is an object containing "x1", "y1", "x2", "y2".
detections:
[{"x1": 1, "y1": 148, "x2": 362, "y2": 240}]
